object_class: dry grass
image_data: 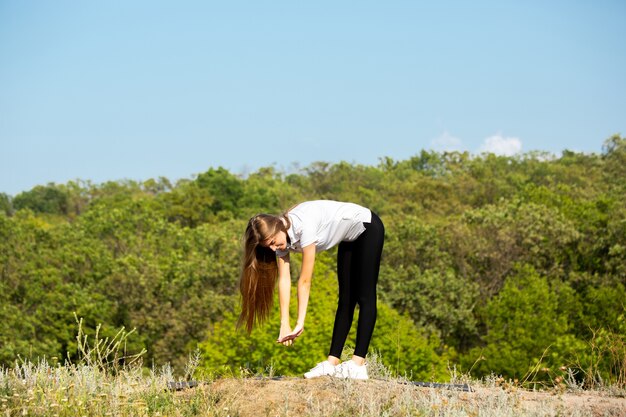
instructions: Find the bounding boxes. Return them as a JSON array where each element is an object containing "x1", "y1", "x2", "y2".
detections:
[
  {"x1": 198, "y1": 376, "x2": 626, "y2": 417},
  {"x1": 1, "y1": 361, "x2": 625, "y2": 417},
  {"x1": 1, "y1": 322, "x2": 623, "y2": 416}
]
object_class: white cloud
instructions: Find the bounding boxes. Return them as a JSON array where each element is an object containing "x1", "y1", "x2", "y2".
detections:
[
  {"x1": 479, "y1": 134, "x2": 522, "y2": 156},
  {"x1": 430, "y1": 131, "x2": 463, "y2": 152}
]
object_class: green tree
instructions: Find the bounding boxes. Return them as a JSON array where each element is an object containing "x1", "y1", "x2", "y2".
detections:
[
  {"x1": 455, "y1": 199, "x2": 581, "y2": 296},
  {"x1": 464, "y1": 266, "x2": 577, "y2": 379},
  {"x1": 12, "y1": 184, "x2": 69, "y2": 215},
  {"x1": 0, "y1": 193, "x2": 12, "y2": 216},
  {"x1": 195, "y1": 167, "x2": 244, "y2": 216}
]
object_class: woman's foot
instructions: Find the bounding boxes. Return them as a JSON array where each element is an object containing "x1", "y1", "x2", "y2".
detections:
[
  {"x1": 304, "y1": 360, "x2": 337, "y2": 379},
  {"x1": 334, "y1": 360, "x2": 368, "y2": 380}
]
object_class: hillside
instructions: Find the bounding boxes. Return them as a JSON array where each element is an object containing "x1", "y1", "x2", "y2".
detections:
[{"x1": 1, "y1": 136, "x2": 625, "y2": 387}]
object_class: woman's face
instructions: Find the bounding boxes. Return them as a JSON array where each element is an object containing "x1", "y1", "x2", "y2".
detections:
[{"x1": 262, "y1": 230, "x2": 287, "y2": 252}]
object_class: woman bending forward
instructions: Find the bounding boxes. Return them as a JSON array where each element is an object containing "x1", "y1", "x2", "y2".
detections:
[{"x1": 239, "y1": 200, "x2": 385, "y2": 380}]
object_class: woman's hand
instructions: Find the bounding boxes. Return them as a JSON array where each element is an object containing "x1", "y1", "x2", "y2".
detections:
[
  {"x1": 278, "y1": 323, "x2": 294, "y2": 346},
  {"x1": 276, "y1": 323, "x2": 304, "y2": 344}
]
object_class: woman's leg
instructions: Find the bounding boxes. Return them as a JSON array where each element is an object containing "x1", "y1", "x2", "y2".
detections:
[
  {"x1": 352, "y1": 213, "x2": 385, "y2": 359},
  {"x1": 328, "y1": 240, "x2": 358, "y2": 361},
  {"x1": 328, "y1": 213, "x2": 385, "y2": 362}
]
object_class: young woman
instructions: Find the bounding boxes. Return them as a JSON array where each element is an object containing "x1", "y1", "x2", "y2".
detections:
[{"x1": 238, "y1": 200, "x2": 385, "y2": 380}]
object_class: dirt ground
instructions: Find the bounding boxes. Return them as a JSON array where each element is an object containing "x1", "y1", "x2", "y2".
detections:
[{"x1": 182, "y1": 377, "x2": 626, "y2": 417}]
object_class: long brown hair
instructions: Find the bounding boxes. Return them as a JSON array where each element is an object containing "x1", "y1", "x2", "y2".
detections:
[{"x1": 238, "y1": 213, "x2": 291, "y2": 333}]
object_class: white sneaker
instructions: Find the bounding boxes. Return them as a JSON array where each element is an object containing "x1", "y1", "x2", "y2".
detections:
[
  {"x1": 335, "y1": 360, "x2": 368, "y2": 380},
  {"x1": 304, "y1": 361, "x2": 336, "y2": 379}
]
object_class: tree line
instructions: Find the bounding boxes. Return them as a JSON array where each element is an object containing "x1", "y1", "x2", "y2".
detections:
[{"x1": 1, "y1": 135, "x2": 624, "y2": 385}]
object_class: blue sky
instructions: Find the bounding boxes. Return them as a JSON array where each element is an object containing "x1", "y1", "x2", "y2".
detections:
[{"x1": 1, "y1": 1, "x2": 625, "y2": 196}]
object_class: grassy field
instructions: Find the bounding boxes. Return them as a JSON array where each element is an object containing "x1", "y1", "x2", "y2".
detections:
[
  {"x1": 2, "y1": 325, "x2": 623, "y2": 416},
  {"x1": 2, "y1": 359, "x2": 625, "y2": 417}
]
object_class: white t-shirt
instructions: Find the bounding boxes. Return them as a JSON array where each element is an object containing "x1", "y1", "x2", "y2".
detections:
[{"x1": 275, "y1": 200, "x2": 372, "y2": 257}]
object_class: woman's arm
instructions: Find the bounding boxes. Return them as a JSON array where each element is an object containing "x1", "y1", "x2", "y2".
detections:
[
  {"x1": 277, "y1": 244, "x2": 315, "y2": 343},
  {"x1": 277, "y1": 253, "x2": 293, "y2": 346},
  {"x1": 295, "y1": 244, "x2": 315, "y2": 328}
]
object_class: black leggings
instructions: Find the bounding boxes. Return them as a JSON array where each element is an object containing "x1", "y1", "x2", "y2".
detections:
[{"x1": 329, "y1": 212, "x2": 385, "y2": 359}]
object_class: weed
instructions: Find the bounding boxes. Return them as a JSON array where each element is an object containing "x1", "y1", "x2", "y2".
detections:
[{"x1": 73, "y1": 313, "x2": 146, "y2": 374}]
